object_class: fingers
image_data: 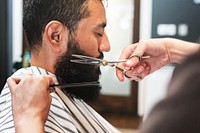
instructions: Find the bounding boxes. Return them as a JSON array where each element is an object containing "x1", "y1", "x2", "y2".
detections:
[
  {"x1": 116, "y1": 41, "x2": 149, "y2": 82},
  {"x1": 7, "y1": 74, "x2": 55, "y2": 94},
  {"x1": 124, "y1": 40, "x2": 148, "y2": 68},
  {"x1": 46, "y1": 76, "x2": 55, "y2": 86},
  {"x1": 32, "y1": 75, "x2": 55, "y2": 93},
  {"x1": 131, "y1": 40, "x2": 147, "y2": 56},
  {"x1": 7, "y1": 77, "x2": 21, "y2": 94},
  {"x1": 116, "y1": 43, "x2": 141, "y2": 81},
  {"x1": 124, "y1": 62, "x2": 151, "y2": 81},
  {"x1": 44, "y1": 75, "x2": 55, "y2": 93}
]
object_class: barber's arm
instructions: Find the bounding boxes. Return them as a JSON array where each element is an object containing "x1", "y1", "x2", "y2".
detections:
[
  {"x1": 116, "y1": 38, "x2": 200, "y2": 81},
  {"x1": 7, "y1": 74, "x2": 54, "y2": 133}
]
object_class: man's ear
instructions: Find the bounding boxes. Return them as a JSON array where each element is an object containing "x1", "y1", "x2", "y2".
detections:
[{"x1": 44, "y1": 21, "x2": 68, "y2": 53}]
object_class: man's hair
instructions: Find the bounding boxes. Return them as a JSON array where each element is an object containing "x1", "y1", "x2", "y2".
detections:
[{"x1": 23, "y1": 0, "x2": 90, "y2": 51}]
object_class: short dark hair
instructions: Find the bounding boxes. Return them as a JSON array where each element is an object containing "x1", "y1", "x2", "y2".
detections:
[{"x1": 23, "y1": 0, "x2": 90, "y2": 51}]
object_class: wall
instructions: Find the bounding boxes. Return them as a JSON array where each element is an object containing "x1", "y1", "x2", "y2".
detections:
[
  {"x1": 100, "y1": 0, "x2": 134, "y2": 96},
  {"x1": 12, "y1": 0, "x2": 23, "y2": 63}
]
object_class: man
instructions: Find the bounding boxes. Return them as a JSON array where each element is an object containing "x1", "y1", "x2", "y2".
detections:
[{"x1": 0, "y1": 0, "x2": 121, "y2": 132}]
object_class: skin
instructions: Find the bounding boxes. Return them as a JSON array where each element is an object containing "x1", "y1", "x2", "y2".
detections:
[
  {"x1": 116, "y1": 38, "x2": 200, "y2": 82},
  {"x1": 7, "y1": 74, "x2": 54, "y2": 133},
  {"x1": 76, "y1": 0, "x2": 110, "y2": 57}
]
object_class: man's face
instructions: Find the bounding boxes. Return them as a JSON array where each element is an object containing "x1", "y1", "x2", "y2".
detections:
[
  {"x1": 55, "y1": 0, "x2": 110, "y2": 102},
  {"x1": 75, "y1": 0, "x2": 110, "y2": 57}
]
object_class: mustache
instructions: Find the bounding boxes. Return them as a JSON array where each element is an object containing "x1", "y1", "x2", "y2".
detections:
[{"x1": 98, "y1": 52, "x2": 104, "y2": 60}]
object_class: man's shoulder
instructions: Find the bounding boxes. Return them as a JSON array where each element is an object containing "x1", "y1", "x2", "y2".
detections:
[
  {"x1": 11, "y1": 66, "x2": 53, "y2": 77},
  {"x1": 11, "y1": 67, "x2": 32, "y2": 77}
]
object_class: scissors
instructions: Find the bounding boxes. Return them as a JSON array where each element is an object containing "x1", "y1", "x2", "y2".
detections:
[
  {"x1": 70, "y1": 54, "x2": 129, "y2": 67},
  {"x1": 71, "y1": 53, "x2": 150, "y2": 71}
]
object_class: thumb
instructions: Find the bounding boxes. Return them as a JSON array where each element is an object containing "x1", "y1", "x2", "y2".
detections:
[{"x1": 125, "y1": 40, "x2": 147, "y2": 67}]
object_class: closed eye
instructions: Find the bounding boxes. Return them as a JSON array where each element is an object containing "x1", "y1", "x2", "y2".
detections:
[{"x1": 97, "y1": 33, "x2": 103, "y2": 37}]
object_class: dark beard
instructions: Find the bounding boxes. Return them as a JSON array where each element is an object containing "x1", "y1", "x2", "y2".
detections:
[{"x1": 54, "y1": 38, "x2": 102, "y2": 102}]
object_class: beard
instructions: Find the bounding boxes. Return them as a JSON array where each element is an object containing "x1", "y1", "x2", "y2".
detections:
[{"x1": 54, "y1": 37, "x2": 102, "y2": 102}]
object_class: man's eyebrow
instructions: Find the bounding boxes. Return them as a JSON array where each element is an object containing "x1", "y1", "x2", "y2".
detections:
[{"x1": 97, "y1": 22, "x2": 106, "y2": 29}]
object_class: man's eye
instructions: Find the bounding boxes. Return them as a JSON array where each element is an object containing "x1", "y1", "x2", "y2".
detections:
[{"x1": 97, "y1": 33, "x2": 102, "y2": 37}]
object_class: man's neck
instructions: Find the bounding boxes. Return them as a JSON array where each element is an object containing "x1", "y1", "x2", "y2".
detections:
[{"x1": 30, "y1": 51, "x2": 55, "y2": 74}]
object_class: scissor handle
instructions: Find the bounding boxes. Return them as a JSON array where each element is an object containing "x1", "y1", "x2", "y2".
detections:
[{"x1": 128, "y1": 54, "x2": 150, "y2": 62}]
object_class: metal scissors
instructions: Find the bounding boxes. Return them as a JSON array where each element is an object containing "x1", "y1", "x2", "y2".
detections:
[
  {"x1": 70, "y1": 54, "x2": 150, "y2": 70},
  {"x1": 71, "y1": 54, "x2": 128, "y2": 67}
]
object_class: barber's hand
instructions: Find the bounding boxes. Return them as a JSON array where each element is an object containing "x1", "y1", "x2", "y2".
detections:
[
  {"x1": 116, "y1": 39, "x2": 171, "y2": 82},
  {"x1": 7, "y1": 74, "x2": 55, "y2": 133}
]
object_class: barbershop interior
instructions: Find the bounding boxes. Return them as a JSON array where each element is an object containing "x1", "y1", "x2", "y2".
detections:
[{"x1": 1, "y1": 0, "x2": 200, "y2": 132}]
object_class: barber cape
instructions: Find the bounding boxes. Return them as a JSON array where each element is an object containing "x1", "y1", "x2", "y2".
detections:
[{"x1": 0, "y1": 66, "x2": 121, "y2": 133}]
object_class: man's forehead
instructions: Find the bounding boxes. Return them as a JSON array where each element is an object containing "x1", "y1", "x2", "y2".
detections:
[
  {"x1": 87, "y1": 0, "x2": 108, "y2": 8},
  {"x1": 77, "y1": 0, "x2": 107, "y2": 30}
]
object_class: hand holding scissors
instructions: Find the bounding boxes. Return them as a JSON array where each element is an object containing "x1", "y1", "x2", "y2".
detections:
[{"x1": 70, "y1": 54, "x2": 150, "y2": 81}]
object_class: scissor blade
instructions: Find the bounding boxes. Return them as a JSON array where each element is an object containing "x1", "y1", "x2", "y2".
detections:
[
  {"x1": 71, "y1": 54, "x2": 102, "y2": 61},
  {"x1": 71, "y1": 54, "x2": 128, "y2": 66},
  {"x1": 50, "y1": 81, "x2": 100, "y2": 88},
  {"x1": 70, "y1": 59, "x2": 100, "y2": 65}
]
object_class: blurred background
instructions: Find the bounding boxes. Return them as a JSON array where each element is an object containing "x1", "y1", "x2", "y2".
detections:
[{"x1": 0, "y1": 0, "x2": 200, "y2": 132}]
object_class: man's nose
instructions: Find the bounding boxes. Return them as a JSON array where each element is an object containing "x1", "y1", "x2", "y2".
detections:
[{"x1": 99, "y1": 32, "x2": 110, "y2": 52}]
